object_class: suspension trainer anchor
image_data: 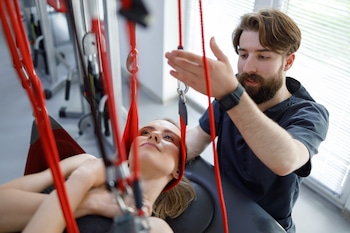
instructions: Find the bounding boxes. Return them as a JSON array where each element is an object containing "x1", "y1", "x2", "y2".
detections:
[
  {"x1": 127, "y1": 49, "x2": 139, "y2": 74},
  {"x1": 177, "y1": 80, "x2": 189, "y2": 125},
  {"x1": 177, "y1": 80, "x2": 189, "y2": 102}
]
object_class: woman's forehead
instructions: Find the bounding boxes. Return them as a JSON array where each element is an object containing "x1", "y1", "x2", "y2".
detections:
[{"x1": 144, "y1": 120, "x2": 180, "y2": 135}]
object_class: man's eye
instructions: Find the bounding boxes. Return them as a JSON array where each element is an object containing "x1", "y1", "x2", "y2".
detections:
[{"x1": 258, "y1": 55, "x2": 269, "y2": 60}]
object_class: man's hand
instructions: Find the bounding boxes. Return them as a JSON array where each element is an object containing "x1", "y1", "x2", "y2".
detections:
[{"x1": 165, "y1": 37, "x2": 238, "y2": 99}]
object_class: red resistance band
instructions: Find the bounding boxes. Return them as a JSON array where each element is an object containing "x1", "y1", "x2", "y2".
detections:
[
  {"x1": 120, "y1": 0, "x2": 186, "y2": 193},
  {"x1": 122, "y1": 19, "x2": 139, "y2": 175},
  {"x1": 198, "y1": 1, "x2": 229, "y2": 232},
  {"x1": 90, "y1": 18, "x2": 128, "y2": 167},
  {"x1": 0, "y1": 1, "x2": 78, "y2": 232},
  {"x1": 90, "y1": 0, "x2": 144, "y2": 213},
  {"x1": 174, "y1": 0, "x2": 188, "y2": 192},
  {"x1": 176, "y1": 0, "x2": 230, "y2": 232}
]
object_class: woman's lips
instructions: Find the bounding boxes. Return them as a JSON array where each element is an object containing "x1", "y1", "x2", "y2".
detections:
[{"x1": 141, "y1": 142, "x2": 160, "y2": 151}]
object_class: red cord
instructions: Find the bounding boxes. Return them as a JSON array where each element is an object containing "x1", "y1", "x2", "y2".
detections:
[
  {"x1": 179, "y1": 116, "x2": 187, "y2": 176},
  {"x1": 0, "y1": 1, "x2": 78, "y2": 232},
  {"x1": 90, "y1": 18, "x2": 128, "y2": 165},
  {"x1": 118, "y1": 0, "x2": 141, "y2": 190},
  {"x1": 176, "y1": 0, "x2": 187, "y2": 189},
  {"x1": 127, "y1": 22, "x2": 140, "y2": 181},
  {"x1": 198, "y1": 1, "x2": 229, "y2": 232},
  {"x1": 177, "y1": 0, "x2": 183, "y2": 49}
]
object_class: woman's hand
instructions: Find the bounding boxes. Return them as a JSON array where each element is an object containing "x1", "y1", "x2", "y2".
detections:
[{"x1": 75, "y1": 186, "x2": 121, "y2": 218}]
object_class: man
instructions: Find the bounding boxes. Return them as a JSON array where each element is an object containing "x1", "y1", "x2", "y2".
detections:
[{"x1": 165, "y1": 8, "x2": 329, "y2": 233}]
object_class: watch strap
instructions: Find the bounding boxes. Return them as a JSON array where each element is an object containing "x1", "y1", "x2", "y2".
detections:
[{"x1": 217, "y1": 83, "x2": 245, "y2": 111}]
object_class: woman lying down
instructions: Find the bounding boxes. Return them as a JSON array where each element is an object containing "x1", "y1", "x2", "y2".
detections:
[{"x1": 0, "y1": 119, "x2": 196, "y2": 233}]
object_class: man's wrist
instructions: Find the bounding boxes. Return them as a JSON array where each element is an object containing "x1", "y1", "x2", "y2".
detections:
[{"x1": 216, "y1": 83, "x2": 245, "y2": 111}]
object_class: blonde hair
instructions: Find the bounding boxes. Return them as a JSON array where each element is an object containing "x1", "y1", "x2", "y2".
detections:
[
  {"x1": 153, "y1": 176, "x2": 196, "y2": 219},
  {"x1": 151, "y1": 118, "x2": 196, "y2": 219}
]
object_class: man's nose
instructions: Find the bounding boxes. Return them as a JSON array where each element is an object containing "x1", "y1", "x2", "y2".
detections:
[{"x1": 242, "y1": 57, "x2": 257, "y2": 74}]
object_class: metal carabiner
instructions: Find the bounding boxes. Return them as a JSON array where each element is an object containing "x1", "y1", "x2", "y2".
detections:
[
  {"x1": 105, "y1": 162, "x2": 134, "y2": 214},
  {"x1": 177, "y1": 80, "x2": 189, "y2": 103},
  {"x1": 126, "y1": 49, "x2": 139, "y2": 74}
]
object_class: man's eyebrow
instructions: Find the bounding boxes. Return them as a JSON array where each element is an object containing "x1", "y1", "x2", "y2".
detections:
[{"x1": 238, "y1": 48, "x2": 272, "y2": 53}]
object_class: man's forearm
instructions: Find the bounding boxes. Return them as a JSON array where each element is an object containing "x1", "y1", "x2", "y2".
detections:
[
  {"x1": 227, "y1": 93, "x2": 309, "y2": 175},
  {"x1": 186, "y1": 125, "x2": 211, "y2": 160}
]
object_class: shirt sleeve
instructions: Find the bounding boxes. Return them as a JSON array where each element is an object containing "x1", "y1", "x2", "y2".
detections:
[{"x1": 284, "y1": 102, "x2": 329, "y2": 177}]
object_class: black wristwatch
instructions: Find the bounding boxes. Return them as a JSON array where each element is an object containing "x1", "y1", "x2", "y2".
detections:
[{"x1": 217, "y1": 83, "x2": 245, "y2": 111}]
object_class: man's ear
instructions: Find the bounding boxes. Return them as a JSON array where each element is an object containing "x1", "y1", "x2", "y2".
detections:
[{"x1": 284, "y1": 53, "x2": 295, "y2": 71}]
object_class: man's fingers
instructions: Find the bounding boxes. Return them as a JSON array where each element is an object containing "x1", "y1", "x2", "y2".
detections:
[{"x1": 210, "y1": 37, "x2": 229, "y2": 63}]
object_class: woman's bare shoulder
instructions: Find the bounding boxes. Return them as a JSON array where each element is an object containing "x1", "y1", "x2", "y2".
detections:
[{"x1": 148, "y1": 217, "x2": 173, "y2": 233}]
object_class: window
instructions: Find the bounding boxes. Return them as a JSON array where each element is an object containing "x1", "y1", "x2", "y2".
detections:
[
  {"x1": 185, "y1": 0, "x2": 350, "y2": 208},
  {"x1": 282, "y1": 0, "x2": 350, "y2": 206},
  {"x1": 183, "y1": 0, "x2": 255, "y2": 110}
]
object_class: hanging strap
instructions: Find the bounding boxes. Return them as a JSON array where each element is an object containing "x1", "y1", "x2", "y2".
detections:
[
  {"x1": 122, "y1": 19, "x2": 143, "y2": 211},
  {"x1": 198, "y1": 1, "x2": 229, "y2": 232},
  {"x1": 119, "y1": 0, "x2": 152, "y2": 220},
  {"x1": 90, "y1": 14, "x2": 128, "y2": 166},
  {"x1": 174, "y1": 0, "x2": 188, "y2": 192},
  {"x1": 0, "y1": 1, "x2": 78, "y2": 232}
]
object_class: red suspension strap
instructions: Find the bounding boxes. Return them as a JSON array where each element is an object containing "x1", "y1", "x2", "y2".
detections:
[
  {"x1": 65, "y1": 0, "x2": 148, "y2": 230},
  {"x1": 0, "y1": 1, "x2": 78, "y2": 232},
  {"x1": 86, "y1": 1, "x2": 145, "y2": 218},
  {"x1": 198, "y1": 1, "x2": 229, "y2": 232},
  {"x1": 177, "y1": 0, "x2": 184, "y2": 50},
  {"x1": 121, "y1": 8, "x2": 143, "y2": 213},
  {"x1": 90, "y1": 0, "x2": 147, "y2": 220},
  {"x1": 176, "y1": 0, "x2": 188, "y2": 189},
  {"x1": 90, "y1": 10, "x2": 128, "y2": 167}
]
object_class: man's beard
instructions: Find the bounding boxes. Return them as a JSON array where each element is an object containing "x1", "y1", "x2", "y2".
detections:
[{"x1": 237, "y1": 67, "x2": 283, "y2": 104}]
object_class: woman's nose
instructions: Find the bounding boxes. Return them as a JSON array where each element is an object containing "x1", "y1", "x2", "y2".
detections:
[{"x1": 149, "y1": 131, "x2": 161, "y2": 143}]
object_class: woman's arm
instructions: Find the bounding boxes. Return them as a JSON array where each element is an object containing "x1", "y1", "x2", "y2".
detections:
[
  {"x1": 0, "y1": 153, "x2": 95, "y2": 232},
  {"x1": 0, "y1": 153, "x2": 95, "y2": 192},
  {"x1": 23, "y1": 158, "x2": 106, "y2": 233},
  {"x1": 23, "y1": 157, "x2": 175, "y2": 233},
  {"x1": 0, "y1": 190, "x2": 46, "y2": 232}
]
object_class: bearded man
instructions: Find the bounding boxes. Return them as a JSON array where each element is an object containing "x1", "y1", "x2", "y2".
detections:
[{"x1": 165, "y1": 8, "x2": 329, "y2": 233}]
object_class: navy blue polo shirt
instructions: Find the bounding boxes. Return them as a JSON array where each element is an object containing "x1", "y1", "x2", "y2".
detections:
[{"x1": 199, "y1": 77, "x2": 329, "y2": 233}]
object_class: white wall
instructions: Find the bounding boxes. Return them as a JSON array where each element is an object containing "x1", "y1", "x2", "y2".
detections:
[
  {"x1": 116, "y1": 0, "x2": 283, "y2": 105},
  {"x1": 118, "y1": 0, "x2": 179, "y2": 104}
]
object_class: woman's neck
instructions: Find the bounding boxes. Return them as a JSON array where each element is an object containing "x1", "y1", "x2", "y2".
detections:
[{"x1": 141, "y1": 178, "x2": 169, "y2": 216}]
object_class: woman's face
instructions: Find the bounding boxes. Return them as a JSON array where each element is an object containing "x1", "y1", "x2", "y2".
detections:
[{"x1": 129, "y1": 119, "x2": 181, "y2": 182}]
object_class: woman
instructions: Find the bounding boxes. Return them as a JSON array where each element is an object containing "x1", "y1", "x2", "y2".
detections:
[{"x1": 0, "y1": 119, "x2": 195, "y2": 233}]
